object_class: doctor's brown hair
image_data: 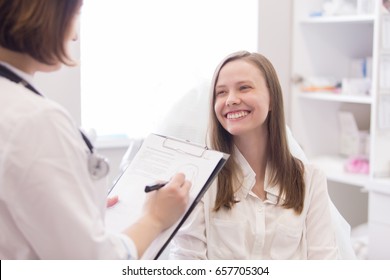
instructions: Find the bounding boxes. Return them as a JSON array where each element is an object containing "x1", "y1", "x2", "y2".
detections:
[
  {"x1": 209, "y1": 51, "x2": 305, "y2": 214},
  {"x1": 0, "y1": 0, "x2": 82, "y2": 65}
]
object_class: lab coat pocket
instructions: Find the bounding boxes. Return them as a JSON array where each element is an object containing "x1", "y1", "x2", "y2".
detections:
[
  {"x1": 270, "y1": 223, "x2": 303, "y2": 259},
  {"x1": 209, "y1": 218, "x2": 248, "y2": 259}
]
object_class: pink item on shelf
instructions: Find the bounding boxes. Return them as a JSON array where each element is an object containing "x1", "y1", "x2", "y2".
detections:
[{"x1": 344, "y1": 156, "x2": 370, "y2": 174}]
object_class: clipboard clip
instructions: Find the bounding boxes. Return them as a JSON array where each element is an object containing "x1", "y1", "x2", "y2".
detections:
[{"x1": 161, "y1": 135, "x2": 208, "y2": 158}]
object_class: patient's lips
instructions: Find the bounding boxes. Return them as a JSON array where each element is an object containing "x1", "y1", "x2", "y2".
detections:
[{"x1": 226, "y1": 110, "x2": 249, "y2": 120}]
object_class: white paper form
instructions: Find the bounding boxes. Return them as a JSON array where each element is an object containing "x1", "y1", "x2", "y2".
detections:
[{"x1": 105, "y1": 133, "x2": 229, "y2": 259}]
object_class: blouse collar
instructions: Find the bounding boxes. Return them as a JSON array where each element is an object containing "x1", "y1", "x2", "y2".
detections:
[{"x1": 233, "y1": 145, "x2": 286, "y2": 204}]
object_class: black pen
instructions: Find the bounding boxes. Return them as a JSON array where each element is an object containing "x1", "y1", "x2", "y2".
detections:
[{"x1": 144, "y1": 181, "x2": 168, "y2": 193}]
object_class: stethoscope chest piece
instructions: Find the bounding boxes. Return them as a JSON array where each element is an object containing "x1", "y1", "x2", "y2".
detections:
[{"x1": 88, "y1": 153, "x2": 110, "y2": 180}]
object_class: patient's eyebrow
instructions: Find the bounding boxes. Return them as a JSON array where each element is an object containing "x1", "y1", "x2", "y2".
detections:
[
  {"x1": 215, "y1": 85, "x2": 226, "y2": 90},
  {"x1": 216, "y1": 80, "x2": 253, "y2": 89}
]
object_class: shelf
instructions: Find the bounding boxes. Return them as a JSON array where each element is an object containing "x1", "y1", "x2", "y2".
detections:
[
  {"x1": 366, "y1": 178, "x2": 390, "y2": 194},
  {"x1": 298, "y1": 92, "x2": 373, "y2": 104},
  {"x1": 301, "y1": 15, "x2": 375, "y2": 24},
  {"x1": 310, "y1": 155, "x2": 371, "y2": 187}
]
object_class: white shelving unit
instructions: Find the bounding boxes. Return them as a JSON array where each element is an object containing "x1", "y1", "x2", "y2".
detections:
[
  {"x1": 291, "y1": 0, "x2": 390, "y2": 187},
  {"x1": 299, "y1": 14, "x2": 375, "y2": 23},
  {"x1": 291, "y1": 2, "x2": 390, "y2": 255},
  {"x1": 311, "y1": 155, "x2": 372, "y2": 187},
  {"x1": 298, "y1": 92, "x2": 373, "y2": 104}
]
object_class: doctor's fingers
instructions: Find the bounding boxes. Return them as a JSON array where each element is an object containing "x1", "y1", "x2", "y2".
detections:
[
  {"x1": 166, "y1": 172, "x2": 186, "y2": 187},
  {"x1": 178, "y1": 179, "x2": 191, "y2": 198},
  {"x1": 106, "y1": 195, "x2": 119, "y2": 208},
  {"x1": 165, "y1": 173, "x2": 191, "y2": 195},
  {"x1": 159, "y1": 180, "x2": 191, "y2": 212}
]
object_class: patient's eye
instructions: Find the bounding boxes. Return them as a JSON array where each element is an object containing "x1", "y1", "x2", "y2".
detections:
[
  {"x1": 215, "y1": 89, "x2": 227, "y2": 96},
  {"x1": 239, "y1": 85, "x2": 251, "y2": 91}
]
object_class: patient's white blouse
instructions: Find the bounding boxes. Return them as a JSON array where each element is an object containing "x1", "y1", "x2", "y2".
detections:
[
  {"x1": 170, "y1": 148, "x2": 340, "y2": 259},
  {"x1": 0, "y1": 71, "x2": 137, "y2": 259}
]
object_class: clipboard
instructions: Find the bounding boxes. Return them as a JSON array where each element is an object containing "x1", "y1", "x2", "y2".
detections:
[{"x1": 105, "y1": 133, "x2": 229, "y2": 259}]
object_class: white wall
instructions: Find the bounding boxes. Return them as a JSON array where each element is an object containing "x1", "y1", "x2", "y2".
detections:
[
  {"x1": 257, "y1": 0, "x2": 293, "y2": 125},
  {"x1": 34, "y1": 40, "x2": 81, "y2": 126}
]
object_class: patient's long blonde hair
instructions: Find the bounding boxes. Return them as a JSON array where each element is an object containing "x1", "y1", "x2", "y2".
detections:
[{"x1": 208, "y1": 51, "x2": 305, "y2": 214}]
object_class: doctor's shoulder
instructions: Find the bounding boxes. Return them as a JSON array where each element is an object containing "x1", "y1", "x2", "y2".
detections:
[
  {"x1": 7, "y1": 87, "x2": 81, "y2": 151},
  {"x1": 2, "y1": 81, "x2": 74, "y2": 134}
]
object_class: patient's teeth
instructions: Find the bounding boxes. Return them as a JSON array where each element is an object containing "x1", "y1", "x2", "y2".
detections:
[{"x1": 227, "y1": 111, "x2": 248, "y2": 119}]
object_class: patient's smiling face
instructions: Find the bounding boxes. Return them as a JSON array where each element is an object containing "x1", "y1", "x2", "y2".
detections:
[{"x1": 214, "y1": 59, "x2": 270, "y2": 139}]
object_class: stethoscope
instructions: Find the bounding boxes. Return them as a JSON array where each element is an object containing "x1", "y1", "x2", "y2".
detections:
[{"x1": 0, "y1": 64, "x2": 110, "y2": 180}]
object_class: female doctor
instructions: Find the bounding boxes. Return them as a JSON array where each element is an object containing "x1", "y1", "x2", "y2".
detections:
[{"x1": 0, "y1": 0, "x2": 190, "y2": 259}]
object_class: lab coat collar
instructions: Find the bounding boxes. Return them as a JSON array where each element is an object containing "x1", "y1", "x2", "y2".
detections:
[
  {"x1": 0, "y1": 61, "x2": 35, "y2": 86},
  {"x1": 233, "y1": 146, "x2": 286, "y2": 204}
]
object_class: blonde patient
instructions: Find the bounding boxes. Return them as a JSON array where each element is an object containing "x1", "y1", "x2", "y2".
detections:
[{"x1": 169, "y1": 51, "x2": 340, "y2": 259}]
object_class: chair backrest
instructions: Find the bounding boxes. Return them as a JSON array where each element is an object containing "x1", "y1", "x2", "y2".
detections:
[{"x1": 153, "y1": 79, "x2": 210, "y2": 146}]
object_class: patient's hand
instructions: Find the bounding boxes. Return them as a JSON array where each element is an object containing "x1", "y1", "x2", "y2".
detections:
[{"x1": 106, "y1": 195, "x2": 119, "y2": 208}]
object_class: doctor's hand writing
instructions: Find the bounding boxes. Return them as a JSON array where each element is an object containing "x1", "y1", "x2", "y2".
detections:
[
  {"x1": 143, "y1": 173, "x2": 191, "y2": 230},
  {"x1": 123, "y1": 173, "x2": 191, "y2": 258}
]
